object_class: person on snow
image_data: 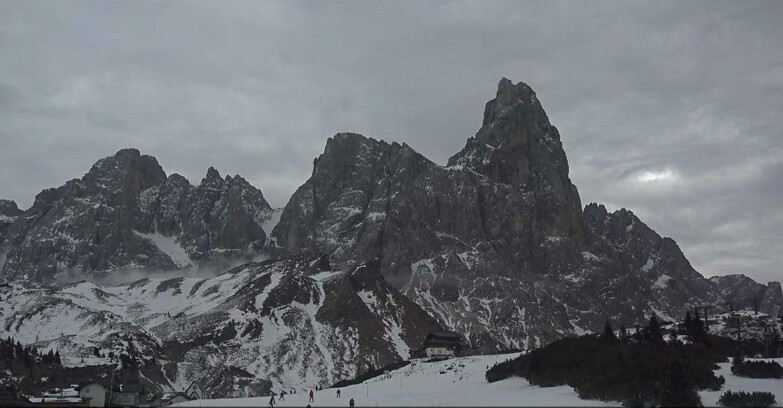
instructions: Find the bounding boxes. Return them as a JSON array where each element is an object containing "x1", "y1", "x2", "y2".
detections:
[
  {"x1": 279, "y1": 390, "x2": 286, "y2": 401},
  {"x1": 309, "y1": 389, "x2": 314, "y2": 403},
  {"x1": 337, "y1": 389, "x2": 341, "y2": 398},
  {"x1": 349, "y1": 397, "x2": 355, "y2": 408},
  {"x1": 268, "y1": 394, "x2": 275, "y2": 407}
]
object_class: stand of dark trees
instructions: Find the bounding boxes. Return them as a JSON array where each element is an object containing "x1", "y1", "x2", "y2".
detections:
[
  {"x1": 486, "y1": 315, "x2": 727, "y2": 407},
  {"x1": 730, "y1": 355, "x2": 783, "y2": 379},
  {"x1": 0, "y1": 335, "x2": 145, "y2": 397},
  {"x1": 719, "y1": 390, "x2": 776, "y2": 408},
  {"x1": 0, "y1": 336, "x2": 62, "y2": 378}
]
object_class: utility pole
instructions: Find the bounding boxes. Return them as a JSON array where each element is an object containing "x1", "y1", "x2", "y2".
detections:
[
  {"x1": 731, "y1": 313, "x2": 750, "y2": 357},
  {"x1": 109, "y1": 366, "x2": 114, "y2": 407}
]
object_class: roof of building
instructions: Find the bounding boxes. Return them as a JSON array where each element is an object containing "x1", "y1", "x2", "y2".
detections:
[
  {"x1": 43, "y1": 387, "x2": 79, "y2": 398},
  {"x1": 427, "y1": 331, "x2": 463, "y2": 339}
]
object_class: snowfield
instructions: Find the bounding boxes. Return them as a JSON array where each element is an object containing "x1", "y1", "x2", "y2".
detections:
[
  {"x1": 700, "y1": 358, "x2": 783, "y2": 407},
  {"x1": 174, "y1": 353, "x2": 615, "y2": 407},
  {"x1": 175, "y1": 355, "x2": 783, "y2": 407}
]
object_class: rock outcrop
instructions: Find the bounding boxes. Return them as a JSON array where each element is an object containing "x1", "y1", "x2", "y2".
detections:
[
  {"x1": 711, "y1": 274, "x2": 783, "y2": 316},
  {"x1": 0, "y1": 199, "x2": 23, "y2": 246},
  {"x1": 0, "y1": 149, "x2": 274, "y2": 283}
]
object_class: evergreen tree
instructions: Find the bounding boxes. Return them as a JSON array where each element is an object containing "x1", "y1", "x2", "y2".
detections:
[
  {"x1": 602, "y1": 320, "x2": 617, "y2": 341},
  {"x1": 684, "y1": 311, "x2": 693, "y2": 333},
  {"x1": 645, "y1": 315, "x2": 664, "y2": 343},
  {"x1": 659, "y1": 358, "x2": 702, "y2": 407},
  {"x1": 731, "y1": 353, "x2": 745, "y2": 375}
]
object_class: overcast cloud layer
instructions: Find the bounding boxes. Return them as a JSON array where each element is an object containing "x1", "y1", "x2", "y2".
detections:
[{"x1": 1, "y1": 1, "x2": 781, "y2": 283}]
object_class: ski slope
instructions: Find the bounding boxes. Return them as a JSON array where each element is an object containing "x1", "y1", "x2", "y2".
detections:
[
  {"x1": 175, "y1": 354, "x2": 783, "y2": 407},
  {"x1": 174, "y1": 353, "x2": 616, "y2": 407}
]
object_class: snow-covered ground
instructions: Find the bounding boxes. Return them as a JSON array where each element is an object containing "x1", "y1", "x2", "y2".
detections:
[
  {"x1": 700, "y1": 358, "x2": 783, "y2": 407},
  {"x1": 175, "y1": 355, "x2": 783, "y2": 407},
  {"x1": 174, "y1": 353, "x2": 616, "y2": 407}
]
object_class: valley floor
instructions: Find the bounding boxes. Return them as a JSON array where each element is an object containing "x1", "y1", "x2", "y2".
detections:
[{"x1": 175, "y1": 355, "x2": 783, "y2": 407}]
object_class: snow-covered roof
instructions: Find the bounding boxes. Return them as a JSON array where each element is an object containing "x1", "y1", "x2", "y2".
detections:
[{"x1": 42, "y1": 387, "x2": 79, "y2": 398}]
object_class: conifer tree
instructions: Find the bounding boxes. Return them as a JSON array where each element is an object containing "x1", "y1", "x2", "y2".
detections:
[
  {"x1": 659, "y1": 358, "x2": 702, "y2": 407},
  {"x1": 645, "y1": 315, "x2": 664, "y2": 343},
  {"x1": 602, "y1": 320, "x2": 617, "y2": 341}
]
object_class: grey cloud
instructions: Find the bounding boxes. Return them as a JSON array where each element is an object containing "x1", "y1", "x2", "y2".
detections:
[{"x1": 0, "y1": 0, "x2": 781, "y2": 284}]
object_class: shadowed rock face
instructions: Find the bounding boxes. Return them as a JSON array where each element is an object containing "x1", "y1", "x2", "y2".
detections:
[
  {"x1": 448, "y1": 78, "x2": 586, "y2": 245},
  {"x1": 0, "y1": 149, "x2": 274, "y2": 284},
  {"x1": 272, "y1": 133, "x2": 434, "y2": 268},
  {"x1": 0, "y1": 199, "x2": 23, "y2": 247},
  {"x1": 272, "y1": 78, "x2": 781, "y2": 352},
  {"x1": 710, "y1": 274, "x2": 783, "y2": 316}
]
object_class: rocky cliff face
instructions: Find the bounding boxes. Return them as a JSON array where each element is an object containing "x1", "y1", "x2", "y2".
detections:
[
  {"x1": 0, "y1": 199, "x2": 23, "y2": 246},
  {"x1": 272, "y1": 78, "x2": 780, "y2": 351},
  {"x1": 710, "y1": 274, "x2": 783, "y2": 316},
  {"x1": 0, "y1": 149, "x2": 274, "y2": 284},
  {"x1": 272, "y1": 133, "x2": 433, "y2": 268}
]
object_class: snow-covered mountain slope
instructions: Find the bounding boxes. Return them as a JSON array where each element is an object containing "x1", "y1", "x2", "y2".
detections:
[
  {"x1": 175, "y1": 353, "x2": 616, "y2": 407},
  {"x1": 0, "y1": 149, "x2": 275, "y2": 284},
  {"x1": 0, "y1": 255, "x2": 443, "y2": 397}
]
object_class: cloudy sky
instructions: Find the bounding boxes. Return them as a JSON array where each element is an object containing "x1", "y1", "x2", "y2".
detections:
[{"x1": 0, "y1": 1, "x2": 781, "y2": 283}]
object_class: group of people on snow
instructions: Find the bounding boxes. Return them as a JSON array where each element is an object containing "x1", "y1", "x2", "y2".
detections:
[{"x1": 268, "y1": 386, "x2": 355, "y2": 407}]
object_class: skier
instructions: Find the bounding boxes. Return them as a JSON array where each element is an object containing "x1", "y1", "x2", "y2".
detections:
[
  {"x1": 309, "y1": 389, "x2": 314, "y2": 403},
  {"x1": 349, "y1": 397, "x2": 355, "y2": 408},
  {"x1": 337, "y1": 388, "x2": 341, "y2": 399},
  {"x1": 279, "y1": 390, "x2": 286, "y2": 401},
  {"x1": 269, "y1": 394, "x2": 275, "y2": 407}
]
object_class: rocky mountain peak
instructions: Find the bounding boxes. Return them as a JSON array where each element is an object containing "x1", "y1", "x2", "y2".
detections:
[
  {"x1": 0, "y1": 200, "x2": 23, "y2": 217},
  {"x1": 0, "y1": 199, "x2": 22, "y2": 248},
  {"x1": 272, "y1": 132, "x2": 433, "y2": 264},
  {"x1": 84, "y1": 148, "x2": 166, "y2": 193},
  {"x1": 205, "y1": 166, "x2": 222, "y2": 181},
  {"x1": 448, "y1": 78, "x2": 565, "y2": 187},
  {"x1": 447, "y1": 78, "x2": 586, "y2": 244},
  {"x1": 1, "y1": 149, "x2": 275, "y2": 283}
]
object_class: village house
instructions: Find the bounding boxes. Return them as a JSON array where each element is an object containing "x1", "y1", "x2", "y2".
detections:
[
  {"x1": 109, "y1": 383, "x2": 145, "y2": 407},
  {"x1": 411, "y1": 331, "x2": 471, "y2": 359},
  {"x1": 29, "y1": 385, "x2": 86, "y2": 407}
]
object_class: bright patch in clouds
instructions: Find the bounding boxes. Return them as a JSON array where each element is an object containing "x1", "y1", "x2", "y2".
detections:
[{"x1": 637, "y1": 169, "x2": 679, "y2": 183}]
